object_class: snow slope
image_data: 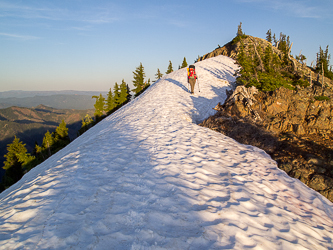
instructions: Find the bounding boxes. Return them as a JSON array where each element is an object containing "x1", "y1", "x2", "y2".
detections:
[{"x1": 1, "y1": 55, "x2": 333, "y2": 249}]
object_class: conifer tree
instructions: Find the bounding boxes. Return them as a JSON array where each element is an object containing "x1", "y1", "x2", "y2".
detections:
[
  {"x1": 166, "y1": 60, "x2": 173, "y2": 74},
  {"x1": 235, "y1": 42, "x2": 256, "y2": 87},
  {"x1": 113, "y1": 82, "x2": 121, "y2": 106},
  {"x1": 126, "y1": 83, "x2": 132, "y2": 103},
  {"x1": 3, "y1": 136, "x2": 35, "y2": 187},
  {"x1": 316, "y1": 45, "x2": 333, "y2": 80},
  {"x1": 155, "y1": 68, "x2": 163, "y2": 80},
  {"x1": 3, "y1": 137, "x2": 33, "y2": 171},
  {"x1": 79, "y1": 114, "x2": 94, "y2": 135},
  {"x1": 237, "y1": 22, "x2": 244, "y2": 37},
  {"x1": 264, "y1": 45, "x2": 273, "y2": 72},
  {"x1": 181, "y1": 57, "x2": 188, "y2": 68},
  {"x1": 273, "y1": 33, "x2": 277, "y2": 46},
  {"x1": 92, "y1": 94, "x2": 105, "y2": 119},
  {"x1": 2, "y1": 137, "x2": 24, "y2": 185},
  {"x1": 277, "y1": 33, "x2": 290, "y2": 52},
  {"x1": 55, "y1": 120, "x2": 69, "y2": 141},
  {"x1": 266, "y1": 29, "x2": 272, "y2": 43},
  {"x1": 132, "y1": 62, "x2": 146, "y2": 96},
  {"x1": 277, "y1": 33, "x2": 290, "y2": 65},
  {"x1": 296, "y1": 53, "x2": 307, "y2": 65},
  {"x1": 35, "y1": 143, "x2": 45, "y2": 161},
  {"x1": 105, "y1": 88, "x2": 115, "y2": 113},
  {"x1": 119, "y1": 79, "x2": 129, "y2": 105},
  {"x1": 42, "y1": 131, "x2": 54, "y2": 156},
  {"x1": 54, "y1": 120, "x2": 70, "y2": 149}
]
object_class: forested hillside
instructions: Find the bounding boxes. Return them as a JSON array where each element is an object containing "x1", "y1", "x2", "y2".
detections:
[{"x1": 0, "y1": 105, "x2": 93, "y2": 183}]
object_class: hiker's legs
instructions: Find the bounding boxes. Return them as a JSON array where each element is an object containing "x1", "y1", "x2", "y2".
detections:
[{"x1": 189, "y1": 78, "x2": 196, "y2": 94}]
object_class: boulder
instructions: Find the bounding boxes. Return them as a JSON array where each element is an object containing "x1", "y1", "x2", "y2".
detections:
[{"x1": 308, "y1": 175, "x2": 333, "y2": 191}]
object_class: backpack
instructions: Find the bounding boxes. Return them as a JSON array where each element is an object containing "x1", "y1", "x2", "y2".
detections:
[{"x1": 187, "y1": 65, "x2": 196, "y2": 79}]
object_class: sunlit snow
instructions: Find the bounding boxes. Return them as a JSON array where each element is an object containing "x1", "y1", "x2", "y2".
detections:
[{"x1": 1, "y1": 56, "x2": 333, "y2": 249}]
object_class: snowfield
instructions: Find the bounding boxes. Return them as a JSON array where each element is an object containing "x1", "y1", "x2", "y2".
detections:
[{"x1": 1, "y1": 55, "x2": 333, "y2": 249}]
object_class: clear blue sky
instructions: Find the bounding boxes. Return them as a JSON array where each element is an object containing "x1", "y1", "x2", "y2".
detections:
[{"x1": 0, "y1": 0, "x2": 332, "y2": 92}]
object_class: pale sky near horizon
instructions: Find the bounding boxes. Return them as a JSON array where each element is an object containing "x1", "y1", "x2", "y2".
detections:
[{"x1": 0, "y1": 0, "x2": 332, "y2": 92}]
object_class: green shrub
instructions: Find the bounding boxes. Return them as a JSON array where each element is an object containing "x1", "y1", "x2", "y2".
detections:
[
  {"x1": 234, "y1": 34, "x2": 310, "y2": 92},
  {"x1": 292, "y1": 78, "x2": 310, "y2": 88},
  {"x1": 326, "y1": 71, "x2": 333, "y2": 80},
  {"x1": 314, "y1": 96, "x2": 330, "y2": 101},
  {"x1": 232, "y1": 35, "x2": 248, "y2": 45}
]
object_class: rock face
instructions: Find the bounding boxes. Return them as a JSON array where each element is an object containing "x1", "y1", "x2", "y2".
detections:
[
  {"x1": 200, "y1": 85, "x2": 333, "y2": 202},
  {"x1": 241, "y1": 85, "x2": 333, "y2": 136}
]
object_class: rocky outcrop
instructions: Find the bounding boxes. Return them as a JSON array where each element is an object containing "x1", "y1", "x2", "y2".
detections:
[
  {"x1": 227, "y1": 85, "x2": 333, "y2": 136},
  {"x1": 198, "y1": 36, "x2": 333, "y2": 88},
  {"x1": 200, "y1": 85, "x2": 333, "y2": 202},
  {"x1": 198, "y1": 36, "x2": 280, "y2": 61}
]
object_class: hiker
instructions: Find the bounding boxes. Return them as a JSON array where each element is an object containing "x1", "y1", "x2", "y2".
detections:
[{"x1": 187, "y1": 65, "x2": 197, "y2": 94}]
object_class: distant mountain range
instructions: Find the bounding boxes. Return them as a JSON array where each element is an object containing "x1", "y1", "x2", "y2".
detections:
[
  {"x1": 0, "y1": 104, "x2": 94, "y2": 180},
  {"x1": 0, "y1": 90, "x2": 107, "y2": 98},
  {"x1": 0, "y1": 90, "x2": 108, "y2": 109}
]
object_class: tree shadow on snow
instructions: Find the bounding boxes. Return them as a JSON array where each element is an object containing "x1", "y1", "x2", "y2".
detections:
[
  {"x1": 165, "y1": 78, "x2": 190, "y2": 93},
  {"x1": 189, "y1": 85, "x2": 231, "y2": 124}
]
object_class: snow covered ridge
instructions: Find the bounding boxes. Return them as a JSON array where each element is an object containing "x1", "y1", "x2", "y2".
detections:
[{"x1": 1, "y1": 55, "x2": 333, "y2": 249}]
